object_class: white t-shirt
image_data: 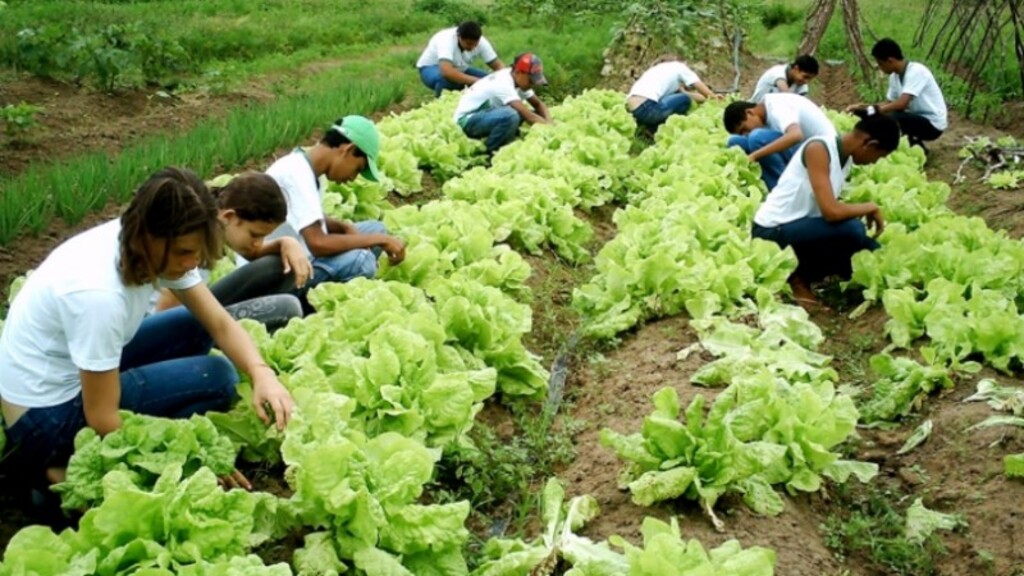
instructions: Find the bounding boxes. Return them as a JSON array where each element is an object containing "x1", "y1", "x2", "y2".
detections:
[
  {"x1": 763, "y1": 93, "x2": 836, "y2": 141},
  {"x1": 453, "y1": 68, "x2": 535, "y2": 123},
  {"x1": 0, "y1": 219, "x2": 202, "y2": 408},
  {"x1": 627, "y1": 62, "x2": 702, "y2": 102},
  {"x1": 750, "y1": 64, "x2": 810, "y2": 103},
  {"x1": 265, "y1": 151, "x2": 325, "y2": 259},
  {"x1": 415, "y1": 27, "x2": 498, "y2": 70},
  {"x1": 887, "y1": 62, "x2": 948, "y2": 131},
  {"x1": 754, "y1": 136, "x2": 852, "y2": 227}
]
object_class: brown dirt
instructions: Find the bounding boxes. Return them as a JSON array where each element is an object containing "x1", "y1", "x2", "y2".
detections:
[
  {"x1": 821, "y1": 308, "x2": 1024, "y2": 576},
  {"x1": 561, "y1": 315, "x2": 852, "y2": 575}
]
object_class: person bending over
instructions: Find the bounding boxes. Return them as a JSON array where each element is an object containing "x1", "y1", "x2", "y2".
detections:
[
  {"x1": 416, "y1": 21, "x2": 504, "y2": 97},
  {"x1": 626, "y1": 55, "x2": 721, "y2": 134},
  {"x1": 453, "y1": 52, "x2": 552, "y2": 154},
  {"x1": 153, "y1": 172, "x2": 308, "y2": 330},
  {"x1": 750, "y1": 54, "x2": 819, "y2": 103},
  {"x1": 751, "y1": 115, "x2": 901, "y2": 309},
  {"x1": 723, "y1": 92, "x2": 837, "y2": 190},
  {"x1": 0, "y1": 167, "x2": 295, "y2": 505}
]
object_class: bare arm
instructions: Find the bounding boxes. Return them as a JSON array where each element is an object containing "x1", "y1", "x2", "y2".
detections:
[
  {"x1": 301, "y1": 220, "x2": 405, "y2": 264},
  {"x1": 514, "y1": 97, "x2": 551, "y2": 124},
  {"x1": 81, "y1": 369, "x2": 122, "y2": 436},
  {"x1": 805, "y1": 141, "x2": 884, "y2": 232},
  {"x1": 488, "y1": 58, "x2": 505, "y2": 71},
  {"x1": 846, "y1": 93, "x2": 913, "y2": 114},
  {"x1": 439, "y1": 60, "x2": 482, "y2": 86},
  {"x1": 876, "y1": 92, "x2": 913, "y2": 113},
  {"x1": 324, "y1": 216, "x2": 357, "y2": 235},
  {"x1": 688, "y1": 81, "x2": 721, "y2": 101},
  {"x1": 749, "y1": 124, "x2": 804, "y2": 162},
  {"x1": 153, "y1": 288, "x2": 180, "y2": 312},
  {"x1": 174, "y1": 283, "x2": 294, "y2": 429}
]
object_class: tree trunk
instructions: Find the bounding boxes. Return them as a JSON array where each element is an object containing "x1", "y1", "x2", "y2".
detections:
[
  {"x1": 840, "y1": 0, "x2": 875, "y2": 84},
  {"x1": 798, "y1": 0, "x2": 838, "y2": 56}
]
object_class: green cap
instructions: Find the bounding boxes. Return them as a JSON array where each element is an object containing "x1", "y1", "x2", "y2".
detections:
[{"x1": 332, "y1": 115, "x2": 381, "y2": 182}]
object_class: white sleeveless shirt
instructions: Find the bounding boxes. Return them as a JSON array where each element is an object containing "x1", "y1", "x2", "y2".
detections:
[{"x1": 754, "y1": 135, "x2": 852, "y2": 227}]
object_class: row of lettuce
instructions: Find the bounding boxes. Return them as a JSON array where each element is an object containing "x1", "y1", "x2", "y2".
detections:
[
  {"x1": 0, "y1": 92, "x2": 779, "y2": 575},
  {"x1": 5, "y1": 89, "x2": 1018, "y2": 574}
]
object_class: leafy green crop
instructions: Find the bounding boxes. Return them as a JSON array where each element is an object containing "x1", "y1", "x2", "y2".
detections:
[{"x1": 53, "y1": 413, "x2": 238, "y2": 511}]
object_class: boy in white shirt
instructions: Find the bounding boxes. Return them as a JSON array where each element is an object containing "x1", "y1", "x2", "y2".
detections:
[
  {"x1": 263, "y1": 116, "x2": 406, "y2": 312},
  {"x1": 454, "y1": 52, "x2": 552, "y2": 154},
  {"x1": 626, "y1": 56, "x2": 720, "y2": 134},
  {"x1": 749, "y1": 54, "x2": 818, "y2": 103},
  {"x1": 416, "y1": 21, "x2": 505, "y2": 97},
  {"x1": 752, "y1": 114, "x2": 900, "y2": 309},
  {"x1": 723, "y1": 93, "x2": 837, "y2": 190},
  {"x1": 846, "y1": 38, "x2": 947, "y2": 150}
]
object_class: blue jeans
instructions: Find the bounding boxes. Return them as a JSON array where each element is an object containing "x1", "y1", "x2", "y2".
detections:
[
  {"x1": 462, "y1": 107, "x2": 522, "y2": 153},
  {"x1": 419, "y1": 65, "x2": 487, "y2": 97},
  {"x1": 727, "y1": 128, "x2": 793, "y2": 190},
  {"x1": 4, "y1": 306, "x2": 238, "y2": 477},
  {"x1": 631, "y1": 93, "x2": 692, "y2": 131},
  {"x1": 308, "y1": 220, "x2": 386, "y2": 288},
  {"x1": 753, "y1": 217, "x2": 879, "y2": 283}
]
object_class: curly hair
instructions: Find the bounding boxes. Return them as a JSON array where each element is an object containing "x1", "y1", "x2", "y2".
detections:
[{"x1": 119, "y1": 167, "x2": 222, "y2": 286}]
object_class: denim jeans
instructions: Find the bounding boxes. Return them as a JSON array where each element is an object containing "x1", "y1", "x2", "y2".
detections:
[
  {"x1": 631, "y1": 93, "x2": 692, "y2": 131},
  {"x1": 752, "y1": 217, "x2": 879, "y2": 283},
  {"x1": 887, "y1": 111, "x2": 943, "y2": 147},
  {"x1": 307, "y1": 220, "x2": 386, "y2": 286},
  {"x1": 4, "y1": 306, "x2": 238, "y2": 477},
  {"x1": 727, "y1": 128, "x2": 793, "y2": 190},
  {"x1": 462, "y1": 107, "x2": 522, "y2": 153},
  {"x1": 419, "y1": 65, "x2": 487, "y2": 97}
]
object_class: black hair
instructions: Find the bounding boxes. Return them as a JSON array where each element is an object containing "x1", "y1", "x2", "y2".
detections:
[
  {"x1": 214, "y1": 172, "x2": 287, "y2": 224},
  {"x1": 792, "y1": 54, "x2": 819, "y2": 75},
  {"x1": 871, "y1": 38, "x2": 903, "y2": 61},
  {"x1": 456, "y1": 21, "x2": 482, "y2": 41},
  {"x1": 854, "y1": 114, "x2": 901, "y2": 151},
  {"x1": 722, "y1": 101, "x2": 756, "y2": 134},
  {"x1": 320, "y1": 118, "x2": 367, "y2": 157}
]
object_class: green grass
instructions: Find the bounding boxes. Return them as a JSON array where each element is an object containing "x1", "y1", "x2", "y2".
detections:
[
  {"x1": 0, "y1": 73, "x2": 409, "y2": 243},
  {"x1": 0, "y1": 0, "x2": 450, "y2": 74},
  {"x1": 0, "y1": 15, "x2": 614, "y2": 245}
]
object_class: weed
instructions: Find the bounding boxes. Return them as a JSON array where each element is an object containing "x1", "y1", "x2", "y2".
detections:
[
  {"x1": 821, "y1": 481, "x2": 948, "y2": 575},
  {"x1": 0, "y1": 102, "x2": 42, "y2": 142},
  {"x1": 430, "y1": 399, "x2": 585, "y2": 544}
]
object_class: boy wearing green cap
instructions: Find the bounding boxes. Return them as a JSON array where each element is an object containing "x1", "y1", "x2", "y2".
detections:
[{"x1": 263, "y1": 115, "x2": 405, "y2": 309}]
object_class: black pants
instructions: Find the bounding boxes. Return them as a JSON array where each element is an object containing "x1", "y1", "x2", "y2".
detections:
[
  {"x1": 210, "y1": 255, "x2": 303, "y2": 329},
  {"x1": 888, "y1": 111, "x2": 943, "y2": 147}
]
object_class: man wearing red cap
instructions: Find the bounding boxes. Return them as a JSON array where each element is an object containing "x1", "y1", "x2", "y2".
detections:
[{"x1": 453, "y1": 52, "x2": 552, "y2": 154}]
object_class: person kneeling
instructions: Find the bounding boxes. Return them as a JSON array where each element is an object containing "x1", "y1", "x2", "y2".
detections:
[{"x1": 751, "y1": 115, "x2": 901, "y2": 309}]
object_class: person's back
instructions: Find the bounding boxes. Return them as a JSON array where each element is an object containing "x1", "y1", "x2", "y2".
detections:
[
  {"x1": 763, "y1": 93, "x2": 834, "y2": 140},
  {"x1": 628, "y1": 61, "x2": 701, "y2": 102}
]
